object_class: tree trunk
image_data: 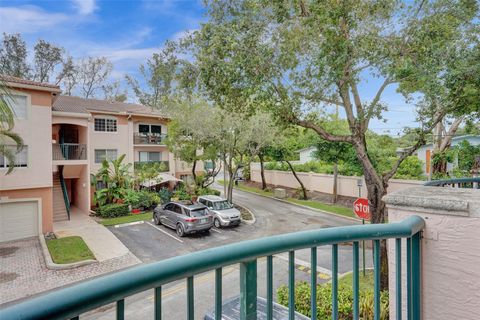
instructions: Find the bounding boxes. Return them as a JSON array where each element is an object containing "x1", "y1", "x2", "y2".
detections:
[
  {"x1": 259, "y1": 153, "x2": 267, "y2": 190},
  {"x1": 191, "y1": 160, "x2": 198, "y2": 186},
  {"x1": 333, "y1": 162, "x2": 338, "y2": 203},
  {"x1": 354, "y1": 140, "x2": 389, "y2": 290},
  {"x1": 285, "y1": 160, "x2": 307, "y2": 200}
]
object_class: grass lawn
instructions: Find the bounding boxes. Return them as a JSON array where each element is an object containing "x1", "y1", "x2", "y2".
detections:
[
  {"x1": 46, "y1": 236, "x2": 95, "y2": 264},
  {"x1": 339, "y1": 269, "x2": 374, "y2": 291},
  {"x1": 286, "y1": 198, "x2": 355, "y2": 219},
  {"x1": 99, "y1": 211, "x2": 153, "y2": 226},
  {"x1": 219, "y1": 180, "x2": 356, "y2": 219}
]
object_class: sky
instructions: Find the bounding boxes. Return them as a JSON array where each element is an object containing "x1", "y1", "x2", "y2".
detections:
[{"x1": 0, "y1": 0, "x2": 418, "y2": 136}]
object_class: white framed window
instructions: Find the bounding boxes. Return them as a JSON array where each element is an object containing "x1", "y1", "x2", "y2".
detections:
[
  {"x1": 94, "y1": 149, "x2": 117, "y2": 163},
  {"x1": 94, "y1": 118, "x2": 117, "y2": 132},
  {"x1": 1, "y1": 94, "x2": 27, "y2": 119},
  {"x1": 138, "y1": 124, "x2": 162, "y2": 135},
  {"x1": 139, "y1": 151, "x2": 161, "y2": 162},
  {"x1": 0, "y1": 146, "x2": 28, "y2": 168}
]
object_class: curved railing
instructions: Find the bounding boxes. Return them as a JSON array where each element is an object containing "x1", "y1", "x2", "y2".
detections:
[
  {"x1": 0, "y1": 216, "x2": 425, "y2": 320},
  {"x1": 424, "y1": 177, "x2": 480, "y2": 188}
]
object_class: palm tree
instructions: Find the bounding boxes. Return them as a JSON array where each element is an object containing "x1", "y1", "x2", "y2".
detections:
[{"x1": 0, "y1": 79, "x2": 24, "y2": 174}]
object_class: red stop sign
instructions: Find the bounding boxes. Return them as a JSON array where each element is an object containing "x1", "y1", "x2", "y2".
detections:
[{"x1": 353, "y1": 198, "x2": 370, "y2": 220}]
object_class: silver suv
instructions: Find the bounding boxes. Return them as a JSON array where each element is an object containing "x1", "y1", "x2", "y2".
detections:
[
  {"x1": 153, "y1": 201, "x2": 213, "y2": 237},
  {"x1": 198, "y1": 195, "x2": 241, "y2": 228}
]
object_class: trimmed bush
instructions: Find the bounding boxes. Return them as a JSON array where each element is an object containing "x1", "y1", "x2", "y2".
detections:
[
  {"x1": 159, "y1": 188, "x2": 172, "y2": 204},
  {"x1": 97, "y1": 203, "x2": 130, "y2": 218},
  {"x1": 277, "y1": 281, "x2": 389, "y2": 320},
  {"x1": 197, "y1": 187, "x2": 221, "y2": 196}
]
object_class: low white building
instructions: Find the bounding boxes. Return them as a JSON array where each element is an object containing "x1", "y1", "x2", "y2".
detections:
[
  {"x1": 296, "y1": 146, "x2": 317, "y2": 164},
  {"x1": 416, "y1": 135, "x2": 480, "y2": 175}
]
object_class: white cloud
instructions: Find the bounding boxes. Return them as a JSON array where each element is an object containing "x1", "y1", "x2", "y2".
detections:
[
  {"x1": 71, "y1": 0, "x2": 97, "y2": 15},
  {"x1": 0, "y1": 5, "x2": 69, "y2": 34}
]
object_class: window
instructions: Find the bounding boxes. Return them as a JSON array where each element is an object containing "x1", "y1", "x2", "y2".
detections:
[
  {"x1": 173, "y1": 205, "x2": 183, "y2": 214},
  {"x1": 189, "y1": 209, "x2": 208, "y2": 217},
  {"x1": 164, "y1": 203, "x2": 174, "y2": 211},
  {"x1": 94, "y1": 118, "x2": 117, "y2": 132},
  {"x1": 0, "y1": 146, "x2": 28, "y2": 168},
  {"x1": 1, "y1": 95, "x2": 27, "y2": 119},
  {"x1": 94, "y1": 149, "x2": 117, "y2": 163},
  {"x1": 138, "y1": 124, "x2": 161, "y2": 135},
  {"x1": 139, "y1": 151, "x2": 161, "y2": 162}
]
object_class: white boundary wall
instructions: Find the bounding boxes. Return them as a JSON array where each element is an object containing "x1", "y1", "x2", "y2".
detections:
[{"x1": 250, "y1": 163, "x2": 423, "y2": 197}]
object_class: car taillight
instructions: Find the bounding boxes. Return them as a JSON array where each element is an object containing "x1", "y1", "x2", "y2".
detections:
[{"x1": 185, "y1": 218, "x2": 197, "y2": 222}]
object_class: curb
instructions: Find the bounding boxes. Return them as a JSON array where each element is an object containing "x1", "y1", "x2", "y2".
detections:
[
  {"x1": 235, "y1": 203, "x2": 256, "y2": 225},
  {"x1": 39, "y1": 235, "x2": 97, "y2": 270},
  {"x1": 233, "y1": 186, "x2": 363, "y2": 223}
]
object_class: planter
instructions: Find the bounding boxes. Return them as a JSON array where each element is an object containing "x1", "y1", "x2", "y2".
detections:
[{"x1": 131, "y1": 208, "x2": 141, "y2": 215}]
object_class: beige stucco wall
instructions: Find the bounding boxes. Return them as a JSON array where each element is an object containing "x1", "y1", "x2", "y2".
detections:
[
  {"x1": 0, "y1": 89, "x2": 53, "y2": 191},
  {"x1": 384, "y1": 186, "x2": 480, "y2": 320},
  {"x1": 250, "y1": 164, "x2": 423, "y2": 198},
  {"x1": 88, "y1": 114, "x2": 133, "y2": 173}
]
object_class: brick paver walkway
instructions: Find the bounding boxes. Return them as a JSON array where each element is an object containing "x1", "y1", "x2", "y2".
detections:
[{"x1": 0, "y1": 238, "x2": 140, "y2": 306}]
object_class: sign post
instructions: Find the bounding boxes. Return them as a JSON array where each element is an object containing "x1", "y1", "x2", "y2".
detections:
[{"x1": 353, "y1": 197, "x2": 370, "y2": 276}]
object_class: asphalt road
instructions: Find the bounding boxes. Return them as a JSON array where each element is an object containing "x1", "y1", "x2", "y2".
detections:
[{"x1": 83, "y1": 186, "x2": 373, "y2": 319}]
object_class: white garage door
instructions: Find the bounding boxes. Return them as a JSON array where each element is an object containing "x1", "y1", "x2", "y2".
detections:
[{"x1": 0, "y1": 201, "x2": 39, "y2": 242}]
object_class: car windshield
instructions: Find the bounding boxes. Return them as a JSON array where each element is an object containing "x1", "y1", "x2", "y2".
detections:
[
  {"x1": 189, "y1": 208, "x2": 208, "y2": 217},
  {"x1": 212, "y1": 200, "x2": 233, "y2": 210}
]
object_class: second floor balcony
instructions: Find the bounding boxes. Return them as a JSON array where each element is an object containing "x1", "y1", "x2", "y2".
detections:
[
  {"x1": 52, "y1": 143, "x2": 87, "y2": 161},
  {"x1": 133, "y1": 132, "x2": 167, "y2": 145}
]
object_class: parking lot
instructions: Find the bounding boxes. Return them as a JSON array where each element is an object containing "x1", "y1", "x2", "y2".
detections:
[{"x1": 87, "y1": 188, "x2": 373, "y2": 319}]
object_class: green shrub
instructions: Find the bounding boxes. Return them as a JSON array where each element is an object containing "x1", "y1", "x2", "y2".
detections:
[
  {"x1": 197, "y1": 187, "x2": 221, "y2": 196},
  {"x1": 277, "y1": 281, "x2": 389, "y2": 320},
  {"x1": 97, "y1": 203, "x2": 130, "y2": 218},
  {"x1": 159, "y1": 188, "x2": 172, "y2": 204},
  {"x1": 173, "y1": 184, "x2": 191, "y2": 200},
  {"x1": 123, "y1": 189, "x2": 141, "y2": 208},
  {"x1": 393, "y1": 156, "x2": 425, "y2": 180}
]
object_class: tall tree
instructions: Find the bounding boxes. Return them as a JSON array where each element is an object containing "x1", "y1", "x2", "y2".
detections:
[
  {"x1": 33, "y1": 39, "x2": 64, "y2": 83},
  {"x1": 0, "y1": 33, "x2": 30, "y2": 78},
  {"x1": 102, "y1": 80, "x2": 127, "y2": 102},
  {"x1": 192, "y1": 0, "x2": 478, "y2": 288},
  {"x1": 127, "y1": 42, "x2": 182, "y2": 109},
  {"x1": 78, "y1": 57, "x2": 113, "y2": 98},
  {"x1": 0, "y1": 78, "x2": 24, "y2": 174},
  {"x1": 57, "y1": 56, "x2": 78, "y2": 95}
]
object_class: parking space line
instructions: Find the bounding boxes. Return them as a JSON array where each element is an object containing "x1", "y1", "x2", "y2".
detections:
[
  {"x1": 146, "y1": 222, "x2": 184, "y2": 243},
  {"x1": 114, "y1": 221, "x2": 145, "y2": 228},
  {"x1": 211, "y1": 228, "x2": 222, "y2": 233}
]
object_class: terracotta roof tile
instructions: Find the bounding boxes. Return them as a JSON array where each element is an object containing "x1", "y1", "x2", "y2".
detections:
[
  {"x1": 53, "y1": 95, "x2": 167, "y2": 118},
  {"x1": 0, "y1": 75, "x2": 60, "y2": 90}
]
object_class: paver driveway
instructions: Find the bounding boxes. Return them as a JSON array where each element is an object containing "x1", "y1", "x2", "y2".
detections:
[{"x1": 0, "y1": 237, "x2": 139, "y2": 306}]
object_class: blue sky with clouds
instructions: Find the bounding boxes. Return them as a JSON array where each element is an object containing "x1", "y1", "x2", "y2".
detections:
[{"x1": 0, "y1": 0, "x2": 418, "y2": 135}]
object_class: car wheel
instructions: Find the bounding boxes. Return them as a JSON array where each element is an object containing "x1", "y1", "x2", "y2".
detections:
[
  {"x1": 176, "y1": 224, "x2": 185, "y2": 237},
  {"x1": 214, "y1": 218, "x2": 221, "y2": 228},
  {"x1": 153, "y1": 214, "x2": 161, "y2": 225}
]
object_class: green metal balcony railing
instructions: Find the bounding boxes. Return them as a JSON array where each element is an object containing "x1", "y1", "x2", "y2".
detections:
[
  {"x1": 0, "y1": 216, "x2": 425, "y2": 320},
  {"x1": 424, "y1": 177, "x2": 480, "y2": 188}
]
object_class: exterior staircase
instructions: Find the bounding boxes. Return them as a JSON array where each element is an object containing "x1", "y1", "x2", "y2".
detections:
[{"x1": 53, "y1": 172, "x2": 69, "y2": 222}]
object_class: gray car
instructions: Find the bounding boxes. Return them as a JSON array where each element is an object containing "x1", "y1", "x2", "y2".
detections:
[
  {"x1": 153, "y1": 201, "x2": 213, "y2": 237},
  {"x1": 198, "y1": 195, "x2": 241, "y2": 228}
]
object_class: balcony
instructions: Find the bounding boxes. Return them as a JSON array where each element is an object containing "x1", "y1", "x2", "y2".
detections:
[
  {"x1": 134, "y1": 160, "x2": 169, "y2": 172},
  {"x1": 133, "y1": 132, "x2": 167, "y2": 145},
  {"x1": 0, "y1": 216, "x2": 425, "y2": 319},
  {"x1": 52, "y1": 143, "x2": 87, "y2": 161}
]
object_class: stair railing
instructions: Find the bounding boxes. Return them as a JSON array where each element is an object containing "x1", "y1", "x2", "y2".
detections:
[{"x1": 59, "y1": 166, "x2": 71, "y2": 220}]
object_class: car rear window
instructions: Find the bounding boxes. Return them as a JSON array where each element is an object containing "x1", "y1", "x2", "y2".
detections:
[{"x1": 189, "y1": 208, "x2": 208, "y2": 217}]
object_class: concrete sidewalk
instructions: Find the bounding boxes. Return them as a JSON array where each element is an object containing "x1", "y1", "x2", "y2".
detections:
[{"x1": 54, "y1": 207, "x2": 131, "y2": 262}]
